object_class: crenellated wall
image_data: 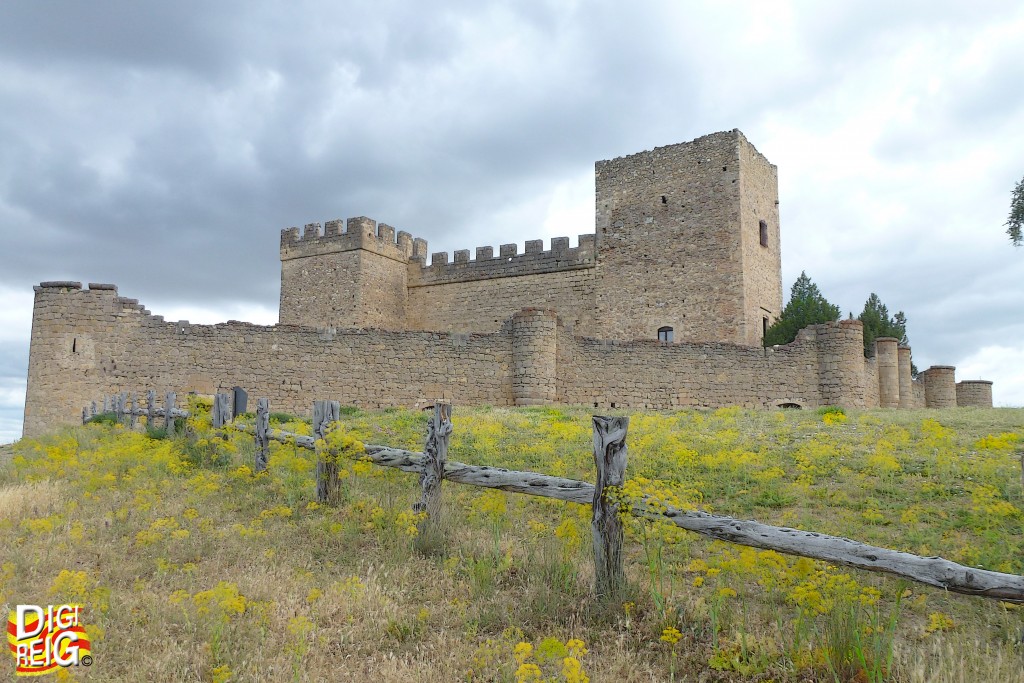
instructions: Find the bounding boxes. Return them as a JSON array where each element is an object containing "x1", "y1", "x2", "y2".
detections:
[
  {"x1": 406, "y1": 236, "x2": 598, "y2": 335},
  {"x1": 279, "y1": 217, "x2": 422, "y2": 330}
]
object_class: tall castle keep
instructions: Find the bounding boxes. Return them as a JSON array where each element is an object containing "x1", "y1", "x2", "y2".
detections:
[{"x1": 23, "y1": 130, "x2": 993, "y2": 438}]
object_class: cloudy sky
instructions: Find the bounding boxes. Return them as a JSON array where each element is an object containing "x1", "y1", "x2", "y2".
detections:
[{"x1": 2, "y1": 1, "x2": 1023, "y2": 443}]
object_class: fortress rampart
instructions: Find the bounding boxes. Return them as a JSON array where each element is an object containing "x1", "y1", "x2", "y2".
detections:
[
  {"x1": 24, "y1": 283, "x2": 989, "y2": 438},
  {"x1": 22, "y1": 130, "x2": 993, "y2": 438}
]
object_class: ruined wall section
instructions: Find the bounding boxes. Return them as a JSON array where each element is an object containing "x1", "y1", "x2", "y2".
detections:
[
  {"x1": 279, "y1": 217, "x2": 421, "y2": 330},
  {"x1": 407, "y1": 236, "x2": 597, "y2": 334},
  {"x1": 737, "y1": 133, "x2": 783, "y2": 345},
  {"x1": 24, "y1": 284, "x2": 514, "y2": 437},
  {"x1": 594, "y1": 131, "x2": 746, "y2": 344}
]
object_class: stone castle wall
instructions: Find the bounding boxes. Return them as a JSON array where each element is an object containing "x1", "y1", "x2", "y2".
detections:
[
  {"x1": 23, "y1": 284, "x2": 994, "y2": 438},
  {"x1": 737, "y1": 132, "x2": 784, "y2": 345},
  {"x1": 407, "y1": 236, "x2": 598, "y2": 335},
  {"x1": 24, "y1": 283, "x2": 514, "y2": 437}
]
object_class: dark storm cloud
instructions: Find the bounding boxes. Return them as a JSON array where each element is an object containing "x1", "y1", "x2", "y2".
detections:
[{"x1": 0, "y1": 0, "x2": 712, "y2": 309}]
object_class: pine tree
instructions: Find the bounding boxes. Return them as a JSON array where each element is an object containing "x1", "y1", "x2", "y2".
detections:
[
  {"x1": 1007, "y1": 176, "x2": 1024, "y2": 247},
  {"x1": 763, "y1": 272, "x2": 841, "y2": 347},
  {"x1": 858, "y1": 293, "x2": 908, "y2": 357}
]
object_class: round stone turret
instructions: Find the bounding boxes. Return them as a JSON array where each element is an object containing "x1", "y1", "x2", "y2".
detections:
[
  {"x1": 923, "y1": 366, "x2": 957, "y2": 408},
  {"x1": 511, "y1": 308, "x2": 557, "y2": 406},
  {"x1": 875, "y1": 337, "x2": 900, "y2": 408},
  {"x1": 956, "y1": 380, "x2": 993, "y2": 408}
]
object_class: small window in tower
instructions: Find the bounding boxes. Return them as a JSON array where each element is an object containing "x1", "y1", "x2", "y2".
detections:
[
  {"x1": 759, "y1": 219, "x2": 768, "y2": 247},
  {"x1": 660, "y1": 195, "x2": 667, "y2": 204},
  {"x1": 657, "y1": 326, "x2": 674, "y2": 343},
  {"x1": 762, "y1": 316, "x2": 769, "y2": 340},
  {"x1": 72, "y1": 338, "x2": 77, "y2": 353}
]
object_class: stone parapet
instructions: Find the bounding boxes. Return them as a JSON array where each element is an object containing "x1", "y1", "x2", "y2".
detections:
[
  {"x1": 410, "y1": 235, "x2": 596, "y2": 286},
  {"x1": 280, "y1": 217, "x2": 421, "y2": 264}
]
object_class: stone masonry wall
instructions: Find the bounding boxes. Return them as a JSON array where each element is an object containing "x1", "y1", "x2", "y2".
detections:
[
  {"x1": 558, "y1": 332, "x2": 822, "y2": 410},
  {"x1": 956, "y1": 380, "x2": 993, "y2": 408},
  {"x1": 279, "y1": 218, "x2": 414, "y2": 330},
  {"x1": 863, "y1": 356, "x2": 880, "y2": 409},
  {"x1": 25, "y1": 285, "x2": 880, "y2": 437},
  {"x1": 407, "y1": 237, "x2": 597, "y2": 334},
  {"x1": 738, "y1": 132, "x2": 784, "y2": 345},
  {"x1": 24, "y1": 284, "x2": 514, "y2": 438},
  {"x1": 593, "y1": 131, "x2": 747, "y2": 344}
]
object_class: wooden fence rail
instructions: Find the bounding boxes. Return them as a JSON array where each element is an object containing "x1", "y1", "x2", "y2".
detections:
[{"x1": 84, "y1": 390, "x2": 1024, "y2": 603}]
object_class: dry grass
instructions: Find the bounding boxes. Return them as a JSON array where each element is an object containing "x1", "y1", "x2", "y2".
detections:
[
  {"x1": 0, "y1": 405, "x2": 1021, "y2": 681},
  {"x1": 0, "y1": 479, "x2": 62, "y2": 521}
]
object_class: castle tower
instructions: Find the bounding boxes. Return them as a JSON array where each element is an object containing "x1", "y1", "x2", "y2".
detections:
[
  {"x1": 278, "y1": 217, "x2": 422, "y2": 329},
  {"x1": 593, "y1": 130, "x2": 782, "y2": 346}
]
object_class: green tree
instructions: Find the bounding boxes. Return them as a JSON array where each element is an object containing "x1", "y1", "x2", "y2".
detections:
[
  {"x1": 1008, "y1": 176, "x2": 1024, "y2": 247},
  {"x1": 858, "y1": 293, "x2": 908, "y2": 357},
  {"x1": 763, "y1": 271, "x2": 841, "y2": 347}
]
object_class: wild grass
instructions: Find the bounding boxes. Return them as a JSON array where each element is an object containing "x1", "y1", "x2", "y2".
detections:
[{"x1": 0, "y1": 404, "x2": 1021, "y2": 681}]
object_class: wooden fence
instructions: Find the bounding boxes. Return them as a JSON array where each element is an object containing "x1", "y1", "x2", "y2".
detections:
[
  {"x1": 84, "y1": 391, "x2": 1024, "y2": 603},
  {"x1": 85, "y1": 390, "x2": 189, "y2": 436}
]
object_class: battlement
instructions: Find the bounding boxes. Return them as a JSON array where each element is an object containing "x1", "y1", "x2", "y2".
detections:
[
  {"x1": 410, "y1": 234, "x2": 596, "y2": 286},
  {"x1": 279, "y1": 216, "x2": 427, "y2": 264}
]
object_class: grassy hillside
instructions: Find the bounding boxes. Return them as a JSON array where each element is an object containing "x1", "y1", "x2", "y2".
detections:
[{"x1": 1, "y1": 404, "x2": 1022, "y2": 681}]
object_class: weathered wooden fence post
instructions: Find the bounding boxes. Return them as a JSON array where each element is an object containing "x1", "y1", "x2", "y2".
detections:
[
  {"x1": 102, "y1": 395, "x2": 110, "y2": 414},
  {"x1": 254, "y1": 398, "x2": 270, "y2": 473},
  {"x1": 414, "y1": 401, "x2": 452, "y2": 528},
  {"x1": 592, "y1": 415, "x2": 629, "y2": 598},
  {"x1": 314, "y1": 400, "x2": 342, "y2": 505},
  {"x1": 82, "y1": 407, "x2": 88, "y2": 425},
  {"x1": 212, "y1": 393, "x2": 231, "y2": 430},
  {"x1": 127, "y1": 392, "x2": 137, "y2": 429},
  {"x1": 147, "y1": 391, "x2": 156, "y2": 427},
  {"x1": 91, "y1": 401, "x2": 97, "y2": 418},
  {"x1": 165, "y1": 392, "x2": 177, "y2": 436}
]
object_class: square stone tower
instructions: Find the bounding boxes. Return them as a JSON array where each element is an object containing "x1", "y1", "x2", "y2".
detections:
[
  {"x1": 278, "y1": 217, "x2": 423, "y2": 330},
  {"x1": 593, "y1": 129, "x2": 782, "y2": 346}
]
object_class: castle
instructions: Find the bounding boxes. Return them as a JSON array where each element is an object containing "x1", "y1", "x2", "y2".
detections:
[{"x1": 22, "y1": 130, "x2": 993, "y2": 438}]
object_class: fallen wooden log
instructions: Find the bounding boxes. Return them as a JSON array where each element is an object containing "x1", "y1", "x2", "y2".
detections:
[{"x1": 635, "y1": 500, "x2": 1024, "y2": 604}]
